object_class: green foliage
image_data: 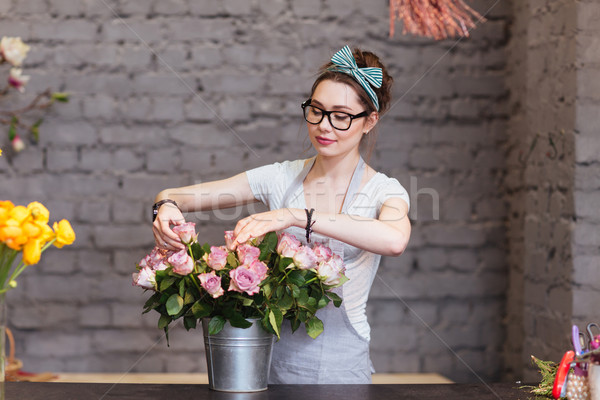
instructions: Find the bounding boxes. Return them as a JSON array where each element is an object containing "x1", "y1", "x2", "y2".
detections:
[
  {"x1": 521, "y1": 355, "x2": 560, "y2": 398},
  {"x1": 139, "y1": 231, "x2": 347, "y2": 343}
]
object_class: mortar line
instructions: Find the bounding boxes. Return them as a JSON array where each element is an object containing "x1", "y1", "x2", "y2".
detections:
[
  {"x1": 95, "y1": 0, "x2": 260, "y2": 158},
  {"x1": 383, "y1": 0, "x2": 502, "y2": 120},
  {"x1": 374, "y1": 275, "x2": 504, "y2": 400}
]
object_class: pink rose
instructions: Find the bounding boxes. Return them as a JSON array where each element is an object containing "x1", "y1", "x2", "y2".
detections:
[
  {"x1": 145, "y1": 246, "x2": 166, "y2": 268},
  {"x1": 311, "y1": 242, "x2": 333, "y2": 263},
  {"x1": 317, "y1": 254, "x2": 347, "y2": 286},
  {"x1": 198, "y1": 272, "x2": 224, "y2": 298},
  {"x1": 228, "y1": 266, "x2": 261, "y2": 295},
  {"x1": 224, "y1": 230, "x2": 235, "y2": 251},
  {"x1": 173, "y1": 222, "x2": 197, "y2": 244},
  {"x1": 292, "y1": 245, "x2": 318, "y2": 270},
  {"x1": 206, "y1": 245, "x2": 228, "y2": 271},
  {"x1": 167, "y1": 249, "x2": 194, "y2": 275},
  {"x1": 236, "y1": 244, "x2": 260, "y2": 265},
  {"x1": 132, "y1": 267, "x2": 156, "y2": 290},
  {"x1": 245, "y1": 259, "x2": 268, "y2": 282},
  {"x1": 0, "y1": 37, "x2": 30, "y2": 67},
  {"x1": 277, "y1": 232, "x2": 301, "y2": 258},
  {"x1": 8, "y1": 68, "x2": 29, "y2": 93}
]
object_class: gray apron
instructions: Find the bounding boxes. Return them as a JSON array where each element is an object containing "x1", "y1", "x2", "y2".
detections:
[{"x1": 268, "y1": 156, "x2": 374, "y2": 384}]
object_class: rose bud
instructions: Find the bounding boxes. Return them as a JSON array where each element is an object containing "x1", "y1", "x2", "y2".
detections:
[
  {"x1": 172, "y1": 222, "x2": 197, "y2": 244},
  {"x1": 316, "y1": 254, "x2": 347, "y2": 286},
  {"x1": 245, "y1": 259, "x2": 268, "y2": 282},
  {"x1": 8, "y1": 68, "x2": 29, "y2": 93},
  {"x1": 276, "y1": 232, "x2": 301, "y2": 258},
  {"x1": 132, "y1": 267, "x2": 156, "y2": 290},
  {"x1": 224, "y1": 230, "x2": 236, "y2": 251},
  {"x1": 311, "y1": 242, "x2": 333, "y2": 263},
  {"x1": 293, "y1": 245, "x2": 318, "y2": 270},
  {"x1": 167, "y1": 249, "x2": 194, "y2": 275},
  {"x1": 236, "y1": 244, "x2": 260, "y2": 265},
  {"x1": 11, "y1": 135, "x2": 25, "y2": 152},
  {"x1": 0, "y1": 37, "x2": 30, "y2": 67},
  {"x1": 198, "y1": 271, "x2": 224, "y2": 298},
  {"x1": 206, "y1": 246, "x2": 228, "y2": 271}
]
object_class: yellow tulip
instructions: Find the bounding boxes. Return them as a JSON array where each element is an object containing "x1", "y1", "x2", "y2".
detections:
[
  {"x1": 9, "y1": 205, "x2": 29, "y2": 224},
  {"x1": 53, "y1": 219, "x2": 75, "y2": 248},
  {"x1": 27, "y1": 201, "x2": 49, "y2": 224},
  {"x1": 0, "y1": 200, "x2": 14, "y2": 224},
  {"x1": 23, "y1": 239, "x2": 42, "y2": 265},
  {"x1": 22, "y1": 221, "x2": 41, "y2": 239}
]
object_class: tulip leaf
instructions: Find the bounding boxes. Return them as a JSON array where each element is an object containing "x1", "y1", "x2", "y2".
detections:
[
  {"x1": 306, "y1": 317, "x2": 324, "y2": 339},
  {"x1": 191, "y1": 301, "x2": 211, "y2": 319},
  {"x1": 328, "y1": 292, "x2": 342, "y2": 307},
  {"x1": 208, "y1": 316, "x2": 226, "y2": 335},
  {"x1": 166, "y1": 294, "x2": 184, "y2": 316}
]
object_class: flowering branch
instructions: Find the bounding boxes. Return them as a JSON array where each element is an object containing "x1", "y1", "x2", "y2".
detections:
[{"x1": 0, "y1": 36, "x2": 69, "y2": 155}]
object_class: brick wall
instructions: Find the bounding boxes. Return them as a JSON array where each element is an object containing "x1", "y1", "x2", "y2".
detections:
[
  {"x1": 504, "y1": 0, "x2": 600, "y2": 381},
  {"x1": 0, "y1": 0, "x2": 510, "y2": 381}
]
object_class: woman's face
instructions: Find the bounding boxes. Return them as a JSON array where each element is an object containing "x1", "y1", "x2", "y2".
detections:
[{"x1": 306, "y1": 80, "x2": 377, "y2": 159}]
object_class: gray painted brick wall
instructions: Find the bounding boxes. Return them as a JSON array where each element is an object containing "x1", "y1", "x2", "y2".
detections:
[{"x1": 1, "y1": 0, "x2": 510, "y2": 382}]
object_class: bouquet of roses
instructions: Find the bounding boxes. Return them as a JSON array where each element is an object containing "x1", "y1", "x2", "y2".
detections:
[{"x1": 133, "y1": 223, "x2": 348, "y2": 342}]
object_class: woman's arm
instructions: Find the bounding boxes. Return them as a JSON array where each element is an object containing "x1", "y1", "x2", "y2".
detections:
[
  {"x1": 232, "y1": 197, "x2": 410, "y2": 257},
  {"x1": 153, "y1": 172, "x2": 258, "y2": 250}
]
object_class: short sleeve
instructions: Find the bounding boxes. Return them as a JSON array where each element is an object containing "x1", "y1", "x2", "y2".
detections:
[
  {"x1": 245, "y1": 162, "x2": 285, "y2": 208},
  {"x1": 376, "y1": 177, "x2": 410, "y2": 212}
]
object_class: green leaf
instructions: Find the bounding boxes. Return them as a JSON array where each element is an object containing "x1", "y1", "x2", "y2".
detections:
[
  {"x1": 287, "y1": 270, "x2": 305, "y2": 287},
  {"x1": 143, "y1": 292, "x2": 162, "y2": 310},
  {"x1": 158, "y1": 314, "x2": 171, "y2": 329},
  {"x1": 305, "y1": 317, "x2": 324, "y2": 339},
  {"x1": 183, "y1": 316, "x2": 197, "y2": 330},
  {"x1": 278, "y1": 291, "x2": 293, "y2": 310},
  {"x1": 160, "y1": 277, "x2": 177, "y2": 291},
  {"x1": 8, "y1": 116, "x2": 18, "y2": 141},
  {"x1": 226, "y1": 252, "x2": 238, "y2": 268},
  {"x1": 290, "y1": 318, "x2": 301, "y2": 333},
  {"x1": 191, "y1": 301, "x2": 212, "y2": 319},
  {"x1": 51, "y1": 92, "x2": 70, "y2": 102},
  {"x1": 208, "y1": 316, "x2": 226, "y2": 335},
  {"x1": 178, "y1": 279, "x2": 185, "y2": 298},
  {"x1": 328, "y1": 292, "x2": 343, "y2": 307},
  {"x1": 228, "y1": 312, "x2": 252, "y2": 329},
  {"x1": 297, "y1": 289, "x2": 309, "y2": 306},
  {"x1": 30, "y1": 118, "x2": 42, "y2": 142},
  {"x1": 183, "y1": 290, "x2": 195, "y2": 305},
  {"x1": 290, "y1": 284, "x2": 300, "y2": 298},
  {"x1": 262, "y1": 283, "x2": 272, "y2": 298},
  {"x1": 305, "y1": 297, "x2": 317, "y2": 314},
  {"x1": 258, "y1": 231, "x2": 278, "y2": 261},
  {"x1": 317, "y1": 295, "x2": 330, "y2": 309},
  {"x1": 190, "y1": 242, "x2": 204, "y2": 260},
  {"x1": 202, "y1": 243, "x2": 211, "y2": 255},
  {"x1": 243, "y1": 298, "x2": 254, "y2": 307},
  {"x1": 268, "y1": 308, "x2": 283, "y2": 339},
  {"x1": 166, "y1": 294, "x2": 184, "y2": 316},
  {"x1": 278, "y1": 257, "x2": 294, "y2": 272}
]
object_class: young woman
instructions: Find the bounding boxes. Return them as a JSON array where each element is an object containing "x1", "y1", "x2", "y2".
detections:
[{"x1": 152, "y1": 46, "x2": 411, "y2": 384}]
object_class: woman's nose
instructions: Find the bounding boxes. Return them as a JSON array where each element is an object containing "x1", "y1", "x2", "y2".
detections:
[{"x1": 319, "y1": 114, "x2": 333, "y2": 130}]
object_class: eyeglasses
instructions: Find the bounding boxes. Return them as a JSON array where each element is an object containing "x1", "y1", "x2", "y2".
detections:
[{"x1": 301, "y1": 99, "x2": 368, "y2": 131}]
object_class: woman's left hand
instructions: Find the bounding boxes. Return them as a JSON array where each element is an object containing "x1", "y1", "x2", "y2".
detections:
[{"x1": 232, "y1": 208, "x2": 299, "y2": 249}]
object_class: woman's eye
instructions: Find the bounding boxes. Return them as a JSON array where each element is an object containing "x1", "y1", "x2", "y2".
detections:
[
  {"x1": 310, "y1": 108, "x2": 323, "y2": 117},
  {"x1": 332, "y1": 113, "x2": 350, "y2": 122}
]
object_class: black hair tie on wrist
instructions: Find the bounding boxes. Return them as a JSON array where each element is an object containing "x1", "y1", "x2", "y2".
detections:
[
  {"x1": 305, "y1": 208, "x2": 316, "y2": 243},
  {"x1": 152, "y1": 199, "x2": 179, "y2": 222}
]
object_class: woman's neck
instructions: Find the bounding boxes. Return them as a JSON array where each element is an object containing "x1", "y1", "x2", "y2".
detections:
[{"x1": 311, "y1": 151, "x2": 361, "y2": 182}]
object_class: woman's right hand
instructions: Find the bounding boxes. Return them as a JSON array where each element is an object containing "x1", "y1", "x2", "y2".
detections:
[{"x1": 152, "y1": 203, "x2": 186, "y2": 251}]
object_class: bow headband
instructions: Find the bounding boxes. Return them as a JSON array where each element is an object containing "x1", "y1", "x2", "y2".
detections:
[{"x1": 327, "y1": 46, "x2": 383, "y2": 111}]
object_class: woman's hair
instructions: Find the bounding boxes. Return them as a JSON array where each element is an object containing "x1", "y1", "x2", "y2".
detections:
[{"x1": 307, "y1": 48, "x2": 394, "y2": 162}]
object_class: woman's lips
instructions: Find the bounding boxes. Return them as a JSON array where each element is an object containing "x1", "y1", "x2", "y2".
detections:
[{"x1": 316, "y1": 136, "x2": 336, "y2": 145}]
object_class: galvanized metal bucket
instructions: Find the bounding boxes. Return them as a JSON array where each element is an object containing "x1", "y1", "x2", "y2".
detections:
[{"x1": 202, "y1": 318, "x2": 274, "y2": 392}]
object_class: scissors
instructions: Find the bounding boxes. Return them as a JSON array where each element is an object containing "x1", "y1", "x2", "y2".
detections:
[
  {"x1": 587, "y1": 323, "x2": 600, "y2": 350},
  {"x1": 571, "y1": 325, "x2": 588, "y2": 375}
]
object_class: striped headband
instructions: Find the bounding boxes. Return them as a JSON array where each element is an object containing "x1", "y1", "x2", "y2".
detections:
[{"x1": 327, "y1": 46, "x2": 383, "y2": 111}]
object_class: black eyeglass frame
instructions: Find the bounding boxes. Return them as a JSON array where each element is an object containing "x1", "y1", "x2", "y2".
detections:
[{"x1": 301, "y1": 99, "x2": 369, "y2": 131}]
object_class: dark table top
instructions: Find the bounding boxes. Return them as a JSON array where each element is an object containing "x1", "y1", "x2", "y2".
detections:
[{"x1": 6, "y1": 382, "x2": 532, "y2": 400}]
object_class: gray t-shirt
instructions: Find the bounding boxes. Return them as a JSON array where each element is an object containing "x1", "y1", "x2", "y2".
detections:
[{"x1": 246, "y1": 157, "x2": 410, "y2": 341}]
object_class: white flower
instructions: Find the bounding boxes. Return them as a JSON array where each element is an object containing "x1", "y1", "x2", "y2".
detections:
[
  {"x1": 8, "y1": 68, "x2": 30, "y2": 93},
  {"x1": 0, "y1": 37, "x2": 31, "y2": 67}
]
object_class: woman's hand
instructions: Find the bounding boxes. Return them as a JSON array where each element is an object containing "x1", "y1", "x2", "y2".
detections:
[
  {"x1": 232, "y1": 208, "x2": 301, "y2": 249},
  {"x1": 152, "y1": 203, "x2": 186, "y2": 251}
]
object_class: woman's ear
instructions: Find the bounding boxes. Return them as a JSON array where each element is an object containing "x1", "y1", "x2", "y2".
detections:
[{"x1": 365, "y1": 112, "x2": 379, "y2": 132}]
